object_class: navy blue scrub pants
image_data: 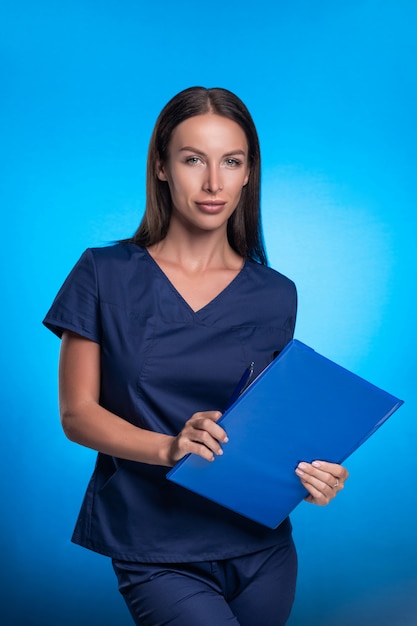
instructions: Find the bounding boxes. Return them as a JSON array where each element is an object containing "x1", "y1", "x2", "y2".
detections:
[{"x1": 112, "y1": 539, "x2": 297, "y2": 626}]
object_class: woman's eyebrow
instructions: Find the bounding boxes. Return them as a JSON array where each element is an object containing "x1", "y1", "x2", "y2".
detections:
[{"x1": 179, "y1": 146, "x2": 247, "y2": 158}]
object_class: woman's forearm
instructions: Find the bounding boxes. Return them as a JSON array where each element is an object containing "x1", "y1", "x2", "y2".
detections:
[{"x1": 60, "y1": 400, "x2": 174, "y2": 466}]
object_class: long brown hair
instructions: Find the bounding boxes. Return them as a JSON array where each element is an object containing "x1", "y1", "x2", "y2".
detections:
[{"x1": 128, "y1": 86, "x2": 268, "y2": 265}]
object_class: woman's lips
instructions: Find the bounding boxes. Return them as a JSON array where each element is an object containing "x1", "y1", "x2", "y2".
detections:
[{"x1": 195, "y1": 201, "x2": 226, "y2": 214}]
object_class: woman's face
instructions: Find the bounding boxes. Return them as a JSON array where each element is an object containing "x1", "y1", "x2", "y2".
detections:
[{"x1": 157, "y1": 113, "x2": 250, "y2": 234}]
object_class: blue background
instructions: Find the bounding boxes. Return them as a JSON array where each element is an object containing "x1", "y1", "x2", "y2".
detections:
[{"x1": 1, "y1": 1, "x2": 416, "y2": 624}]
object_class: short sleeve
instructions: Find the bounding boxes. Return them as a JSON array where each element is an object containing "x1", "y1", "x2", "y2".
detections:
[{"x1": 42, "y1": 249, "x2": 101, "y2": 343}]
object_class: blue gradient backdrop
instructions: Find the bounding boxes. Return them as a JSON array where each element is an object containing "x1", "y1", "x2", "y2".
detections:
[{"x1": 1, "y1": 1, "x2": 416, "y2": 624}]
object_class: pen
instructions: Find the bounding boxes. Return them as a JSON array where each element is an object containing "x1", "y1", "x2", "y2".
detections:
[{"x1": 224, "y1": 361, "x2": 255, "y2": 411}]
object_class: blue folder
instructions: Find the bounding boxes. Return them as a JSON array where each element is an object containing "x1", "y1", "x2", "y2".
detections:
[{"x1": 167, "y1": 340, "x2": 404, "y2": 528}]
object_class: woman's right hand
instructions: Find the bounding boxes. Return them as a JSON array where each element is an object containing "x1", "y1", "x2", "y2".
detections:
[{"x1": 168, "y1": 411, "x2": 228, "y2": 465}]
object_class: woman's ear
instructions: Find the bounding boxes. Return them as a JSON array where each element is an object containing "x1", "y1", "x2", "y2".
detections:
[
  {"x1": 243, "y1": 168, "x2": 250, "y2": 187},
  {"x1": 156, "y1": 158, "x2": 167, "y2": 181}
]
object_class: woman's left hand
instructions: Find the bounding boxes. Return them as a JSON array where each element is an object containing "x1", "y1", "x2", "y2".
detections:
[{"x1": 295, "y1": 460, "x2": 349, "y2": 505}]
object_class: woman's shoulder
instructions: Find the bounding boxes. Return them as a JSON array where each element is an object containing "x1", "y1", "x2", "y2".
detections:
[
  {"x1": 88, "y1": 241, "x2": 145, "y2": 262},
  {"x1": 245, "y1": 259, "x2": 296, "y2": 293},
  {"x1": 82, "y1": 242, "x2": 148, "y2": 274}
]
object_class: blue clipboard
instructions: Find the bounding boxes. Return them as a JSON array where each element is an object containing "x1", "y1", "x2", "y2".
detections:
[{"x1": 167, "y1": 340, "x2": 404, "y2": 528}]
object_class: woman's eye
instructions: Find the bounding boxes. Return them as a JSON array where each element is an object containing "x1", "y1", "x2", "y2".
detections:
[
  {"x1": 225, "y1": 158, "x2": 241, "y2": 167},
  {"x1": 185, "y1": 156, "x2": 201, "y2": 165}
]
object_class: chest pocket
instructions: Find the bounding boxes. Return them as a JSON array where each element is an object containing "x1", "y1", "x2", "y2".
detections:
[{"x1": 234, "y1": 325, "x2": 291, "y2": 379}]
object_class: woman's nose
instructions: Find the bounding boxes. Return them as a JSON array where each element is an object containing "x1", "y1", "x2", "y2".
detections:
[{"x1": 203, "y1": 164, "x2": 223, "y2": 193}]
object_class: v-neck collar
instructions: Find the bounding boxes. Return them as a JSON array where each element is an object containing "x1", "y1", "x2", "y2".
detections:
[{"x1": 143, "y1": 247, "x2": 248, "y2": 316}]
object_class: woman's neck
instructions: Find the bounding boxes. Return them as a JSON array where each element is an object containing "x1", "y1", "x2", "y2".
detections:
[{"x1": 148, "y1": 223, "x2": 243, "y2": 273}]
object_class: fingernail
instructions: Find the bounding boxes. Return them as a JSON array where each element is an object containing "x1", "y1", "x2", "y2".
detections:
[
  {"x1": 295, "y1": 467, "x2": 304, "y2": 475},
  {"x1": 298, "y1": 462, "x2": 307, "y2": 470},
  {"x1": 312, "y1": 461, "x2": 321, "y2": 468},
  {"x1": 223, "y1": 436, "x2": 229, "y2": 443}
]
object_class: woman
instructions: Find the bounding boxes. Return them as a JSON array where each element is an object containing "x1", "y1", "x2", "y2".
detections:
[{"x1": 43, "y1": 86, "x2": 348, "y2": 626}]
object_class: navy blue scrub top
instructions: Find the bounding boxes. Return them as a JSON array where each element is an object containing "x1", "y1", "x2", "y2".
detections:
[{"x1": 43, "y1": 243, "x2": 297, "y2": 562}]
